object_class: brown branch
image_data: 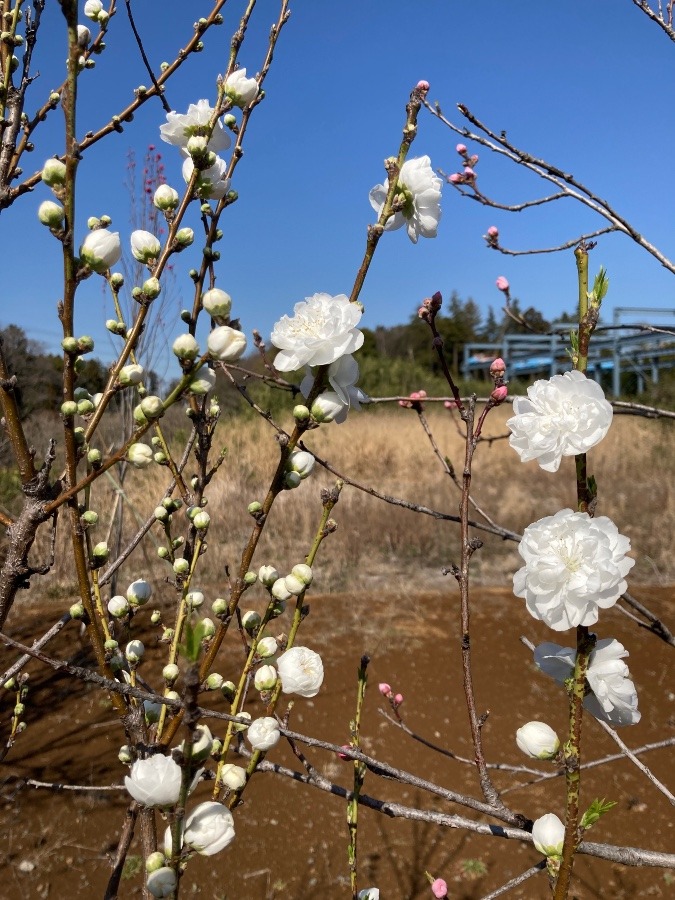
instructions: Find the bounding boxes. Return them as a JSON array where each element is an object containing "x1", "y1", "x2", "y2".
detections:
[{"x1": 123, "y1": 0, "x2": 171, "y2": 113}]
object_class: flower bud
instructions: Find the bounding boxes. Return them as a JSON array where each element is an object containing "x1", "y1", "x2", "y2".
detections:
[
  {"x1": 108, "y1": 595, "x2": 129, "y2": 618},
  {"x1": 516, "y1": 721, "x2": 560, "y2": 760},
  {"x1": 125, "y1": 639, "x2": 145, "y2": 664},
  {"x1": 81, "y1": 510, "x2": 98, "y2": 526},
  {"x1": 200, "y1": 617, "x2": 216, "y2": 638},
  {"x1": 84, "y1": 0, "x2": 103, "y2": 20},
  {"x1": 91, "y1": 541, "x2": 109, "y2": 567},
  {"x1": 77, "y1": 24, "x2": 91, "y2": 47},
  {"x1": 162, "y1": 664, "x2": 179, "y2": 684},
  {"x1": 248, "y1": 501, "x2": 262, "y2": 515},
  {"x1": 117, "y1": 744, "x2": 135, "y2": 766},
  {"x1": 286, "y1": 449, "x2": 315, "y2": 479},
  {"x1": 175, "y1": 227, "x2": 194, "y2": 248},
  {"x1": 489, "y1": 357, "x2": 506, "y2": 378},
  {"x1": 145, "y1": 852, "x2": 166, "y2": 874},
  {"x1": 212, "y1": 597, "x2": 227, "y2": 616},
  {"x1": 140, "y1": 395, "x2": 164, "y2": 420},
  {"x1": 153, "y1": 184, "x2": 179, "y2": 211},
  {"x1": 532, "y1": 813, "x2": 565, "y2": 859},
  {"x1": 201, "y1": 288, "x2": 232, "y2": 319},
  {"x1": 254, "y1": 664, "x2": 277, "y2": 691},
  {"x1": 207, "y1": 326, "x2": 247, "y2": 362},
  {"x1": 495, "y1": 275, "x2": 509, "y2": 293},
  {"x1": 41, "y1": 158, "x2": 66, "y2": 187},
  {"x1": 205, "y1": 672, "x2": 224, "y2": 691},
  {"x1": 224, "y1": 68, "x2": 259, "y2": 107},
  {"x1": 232, "y1": 710, "x2": 251, "y2": 732},
  {"x1": 130, "y1": 230, "x2": 161, "y2": 264},
  {"x1": 293, "y1": 404, "x2": 310, "y2": 422},
  {"x1": 180, "y1": 724, "x2": 213, "y2": 763},
  {"x1": 193, "y1": 510, "x2": 211, "y2": 530},
  {"x1": 271, "y1": 578, "x2": 292, "y2": 602},
  {"x1": 283, "y1": 574, "x2": 306, "y2": 596},
  {"x1": 220, "y1": 763, "x2": 246, "y2": 791},
  {"x1": 258, "y1": 565, "x2": 278, "y2": 586},
  {"x1": 127, "y1": 579, "x2": 152, "y2": 606},
  {"x1": 38, "y1": 200, "x2": 64, "y2": 228},
  {"x1": 172, "y1": 333, "x2": 200, "y2": 360},
  {"x1": 80, "y1": 229, "x2": 122, "y2": 273},
  {"x1": 143, "y1": 277, "x2": 161, "y2": 300},
  {"x1": 186, "y1": 590, "x2": 205, "y2": 610},
  {"x1": 87, "y1": 448, "x2": 102, "y2": 466},
  {"x1": 69, "y1": 601, "x2": 85, "y2": 619},
  {"x1": 173, "y1": 558, "x2": 190, "y2": 575},
  {"x1": 150, "y1": 609, "x2": 161, "y2": 624},
  {"x1": 61, "y1": 400, "x2": 78, "y2": 417},
  {"x1": 242, "y1": 610, "x2": 261, "y2": 633},
  {"x1": 491, "y1": 385, "x2": 508, "y2": 404},
  {"x1": 109, "y1": 272, "x2": 124, "y2": 290},
  {"x1": 147, "y1": 868, "x2": 177, "y2": 898},
  {"x1": 127, "y1": 443, "x2": 153, "y2": 469},
  {"x1": 290, "y1": 564, "x2": 313, "y2": 586},
  {"x1": 188, "y1": 366, "x2": 216, "y2": 396},
  {"x1": 257, "y1": 635, "x2": 278, "y2": 658},
  {"x1": 118, "y1": 364, "x2": 144, "y2": 387}
]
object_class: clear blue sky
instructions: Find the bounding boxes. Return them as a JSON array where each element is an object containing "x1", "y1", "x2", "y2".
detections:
[{"x1": 3, "y1": 0, "x2": 675, "y2": 376}]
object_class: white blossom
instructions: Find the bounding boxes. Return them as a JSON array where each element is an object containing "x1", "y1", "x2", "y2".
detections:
[
  {"x1": 220, "y1": 764, "x2": 247, "y2": 791},
  {"x1": 182, "y1": 154, "x2": 231, "y2": 200},
  {"x1": 224, "y1": 68, "x2": 259, "y2": 107},
  {"x1": 507, "y1": 370, "x2": 613, "y2": 473},
  {"x1": 532, "y1": 813, "x2": 565, "y2": 858},
  {"x1": 515, "y1": 721, "x2": 560, "y2": 760},
  {"x1": 127, "y1": 443, "x2": 153, "y2": 469},
  {"x1": 130, "y1": 230, "x2": 161, "y2": 264},
  {"x1": 80, "y1": 229, "x2": 121, "y2": 273},
  {"x1": 207, "y1": 326, "x2": 247, "y2": 361},
  {"x1": 369, "y1": 155, "x2": 442, "y2": 243},
  {"x1": 534, "y1": 638, "x2": 641, "y2": 726},
  {"x1": 107, "y1": 595, "x2": 129, "y2": 618},
  {"x1": 286, "y1": 449, "x2": 315, "y2": 479},
  {"x1": 164, "y1": 801, "x2": 235, "y2": 858},
  {"x1": 83, "y1": 0, "x2": 103, "y2": 22},
  {"x1": 258, "y1": 566, "x2": 279, "y2": 587},
  {"x1": 277, "y1": 646, "x2": 324, "y2": 698},
  {"x1": 159, "y1": 99, "x2": 230, "y2": 152},
  {"x1": 125, "y1": 755, "x2": 182, "y2": 808},
  {"x1": 271, "y1": 293, "x2": 364, "y2": 372},
  {"x1": 247, "y1": 716, "x2": 281, "y2": 751},
  {"x1": 119, "y1": 364, "x2": 144, "y2": 386},
  {"x1": 301, "y1": 353, "x2": 368, "y2": 423},
  {"x1": 513, "y1": 509, "x2": 634, "y2": 631}
]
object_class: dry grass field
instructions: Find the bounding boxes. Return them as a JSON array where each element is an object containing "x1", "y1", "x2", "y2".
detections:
[{"x1": 24, "y1": 401, "x2": 675, "y2": 605}]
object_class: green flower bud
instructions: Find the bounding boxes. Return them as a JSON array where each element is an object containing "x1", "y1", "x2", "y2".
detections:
[
  {"x1": 38, "y1": 200, "x2": 65, "y2": 228},
  {"x1": 41, "y1": 158, "x2": 66, "y2": 187},
  {"x1": 61, "y1": 400, "x2": 78, "y2": 417}
]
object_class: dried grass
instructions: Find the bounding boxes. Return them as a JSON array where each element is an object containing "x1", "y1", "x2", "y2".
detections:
[{"x1": 25, "y1": 404, "x2": 674, "y2": 609}]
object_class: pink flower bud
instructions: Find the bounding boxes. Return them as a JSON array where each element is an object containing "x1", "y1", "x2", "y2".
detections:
[
  {"x1": 394, "y1": 693, "x2": 404, "y2": 707},
  {"x1": 495, "y1": 276, "x2": 510, "y2": 292},
  {"x1": 448, "y1": 173, "x2": 461, "y2": 184},
  {"x1": 409, "y1": 391, "x2": 421, "y2": 401},
  {"x1": 491, "y1": 385, "x2": 508, "y2": 404},
  {"x1": 378, "y1": 682, "x2": 392, "y2": 696},
  {"x1": 444, "y1": 400, "x2": 457, "y2": 409},
  {"x1": 487, "y1": 226, "x2": 499, "y2": 237},
  {"x1": 416, "y1": 80, "x2": 430, "y2": 92},
  {"x1": 418, "y1": 390, "x2": 427, "y2": 399},
  {"x1": 463, "y1": 167, "x2": 475, "y2": 179},
  {"x1": 431, "y1": 878, "x2": 448, "y2": 898},
  {"x1": 398, "y1": 399, "x2": 407, "y2": 408},
  {"x1": 456, "y1": 143, "x2": 467, "y2": 155},
  {"x1": 337, "y1": 744, "x2": 351, "y2": 761},
  {"x1": 489, "y1": 357, "x2": 506, "y2": 376},
  {"x1": 468, "y1": 154, "x2": 479, "y2": 167},
  {"x1": 418, "y1": 306, "x2": 430, "y2": 319}
]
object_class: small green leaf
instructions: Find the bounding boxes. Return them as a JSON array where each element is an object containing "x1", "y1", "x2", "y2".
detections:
[
  {"x1": 588, "y1": 267, "x2": 609, "y2": 307},
  {"x1": 587, "y1": 475, "x2": 597, "y2": 499},
  {"x1": 580, "y1": 797, "x2": 617, "y2": 831},
  {"x1": 178, "y1": 619, "x2": 206, "y2": 663}
]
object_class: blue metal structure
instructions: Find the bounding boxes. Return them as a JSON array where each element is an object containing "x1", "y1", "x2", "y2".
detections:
[{"x1": 462, "y1": 308, "x2": 675, "y2": 395}]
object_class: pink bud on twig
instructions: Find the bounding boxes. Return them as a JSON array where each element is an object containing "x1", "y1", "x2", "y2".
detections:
[
  {"x1": 448, "y1": 173, "x2": 461, "y2": 184},
  {"x1": 431, "y1": 878, "x2": 448, "y2": 898},
  {"x1": 463, "y1": 167, "x2": 475, "y2": 179},
  {"x1": 495, "y1": 276, "x2": 509, "y2": 292},
  {"x1": 456, "y1": 143, "x2": 467, "y2": 155},
  {"x1": 487, "y1": 226, "x2": 499, "y2": 238},
  {"x1": 394, "y1": 693, "x2": 404, "y2": 707},
  {"x1": 416, "y1": 80, "x2": 430, "y2": 92},
  {"x1": 491, "y1": 385, "x2": 508, "y2": 404},
  {"x1": 337, "y1": 744, "x2": 351, "y2": 761},
  {"x1": 378, "y1": 682, "x2": 392, "y2": 696},
  {"x1": 489, "y1": 357, "x2": 506, "y2": 377}
]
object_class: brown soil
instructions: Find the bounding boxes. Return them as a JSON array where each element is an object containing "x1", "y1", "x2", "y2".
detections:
[{"x1": 1, "y1": 586, "x2": 674, "y2": 900}]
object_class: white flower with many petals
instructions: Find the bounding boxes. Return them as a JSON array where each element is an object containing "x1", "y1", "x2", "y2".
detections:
[
  {"x1": 514, "y1": 509, "x2": 634, "y2": 631},
  {"x1": 534, "y1": 638, "x2": 641, "y2": 726},
  {"x1": 369, "y1": 155, "x2": 442, "y2": 243},
  {"x1": 247, "y1": 716, "x2": 281, "y2": 751},
  {"x1": 160, "y1": 100, "x2": 231, "y2": 152},
  {"x1": 532, "y1": 813, "x2": 565, "y2": 858},
  {"x1": 182, "y1": 154, "x2": 231, "y2": 200},
  {"x1": 277, "y1": 646, "x2": 324, "y2": 698},
  {"x1": 224, "y1": 68, "x2": 259, "y2": 107},
  {"x1": 507, "y1": 370, "x2": 613, "y2": 473},
  {"x1": 125, "y1": 755, "x2": 182, "y2": 808},
  {"x1": 515, "y1": 721, "x2": 560, "y2": 760},
  {"x1": 271, "y1": 293, "x2": 364, "y2": 372},
  {"x1": 301, "y1": 354, "x2": 369, "y2": 424},
  {"x1": 164, "y1": 801, "x2": 235, "y2": 857}
]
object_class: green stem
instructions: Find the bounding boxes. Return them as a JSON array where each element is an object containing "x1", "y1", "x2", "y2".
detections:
[
  {"x1": 348, "y1": 655, "x2": 369, "y2": 899},
  {"x1": 574, "y1": 246, "x2": 589, "y2": 374}
]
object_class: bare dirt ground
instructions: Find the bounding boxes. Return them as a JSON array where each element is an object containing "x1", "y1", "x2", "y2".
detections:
[{"x1": 1, "y1": 584, "x2": 673, "y2": 899}]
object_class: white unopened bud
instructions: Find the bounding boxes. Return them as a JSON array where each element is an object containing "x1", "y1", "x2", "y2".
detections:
[
  {"x1": 77, "y1": 24, "x2": 91, "y2": 47},
  {"x1": 108, "y1": 595, "x2": 129, "y2": 618},
  {"x1": 258, "y1": 565, "x2": 278, "y2": 587},
  {"x1": 127, "y1": 443, "x2": 153, "y2": 469},
  {"x1": 186, "y1": 590, "x2": 205, "y2": 610},
  {"x1": 188, "y1": 367, "x2": 216, "y2": 396},
  {"x1": 242, "y1": 610, "x2": 261, "y2": 633},
  {"x1": 516, "y1": 722, "x2": 560, "y2": 760},
  {"x1": 172, "y1": 333, "x2": 200, "y2": 360},
  {"x1": 125, "y1": 639, "x2": 145, "y2": 664},
  {"x1": 80, "y1": 229, "x2": 121, "y2": 273},
  {"x1": 284, "y1": 574, "x2": 306, "y2": 596},
  {"x1": 84, "y1": 0, "x2": 103, "y2": 21},
  {"x1": 271, "y1": 578, "x2": 292, "y2": 602},
  {"x1": 175, "y1": 227, "x2": 194, "y2": 248},
  {"x1": 224, "y1": 68, "x2": 259, "y2": 108},
  {"x1": 69, "y1": 601, "x2": 85, "y2": 619},
  {"x1": 118, "y1": 744, "x2": 133, "y2": 764},
  {"x1": 41, "y1": 158, "x2": 66, "y2": 187},
  {"x1": 38, "y1": 200, "x2": 65, "y2": 228},
  {"x1": 143, "y1": 277, "x2": 161, "y2": 300},
  {"x1": 201, "y1": 288, "x2": 232, "y2": 319},
  {"x1": 153, "y1": 184, "x2": 180, "y2": 211},
  {"x1": 287, "y1": 449, "x2": 315, "y2": 479},
  {"x1": 220, "y1": 763, "x2": 246, "y2": 791},
  {"x1": 173, "y1": 558, "x2": 190, "y2": 576},
  {"x1": 180, "y1": 724, "x2": 213, "y2": 763},
  {"x1": 212, "y1": 597, "x2": 227, "y2": 616},
  {"x1": 193, "y1": 510, "x2": 210, "y2": 530},
  {"x1": 127, "y1": 579, "x2": 152, "y2": 606},
  {"x1": 254, "y1": 664, "x2": 277, "y2": 691},
  {"x1": 205, "y1": 672, "x2": 224, "y2": 691},
  {"x1": 257, "y1": 636, "x2": 278, "y2": 658},
  {"x1": 140, "y1": 396, "x2": 164, "y2": 420},
  {"x1": 130, "y1": 229, "x2": 161, "y2": 264},
  {"x1": 207, "y1": 326, "x2": 247, "y2": 362},
  {"x1": 291, "y1": 564, "x2": 313, "y2": 586},
  {"x1": 162, "y1": 664, "x2": 179, "y2": 684},
  {"x1": 200, "y1": 617, "x2": 216, "y2": 638},
  {"x1": 119, "y1": 364, "x2": 144, "y2": 386},
  {"x1": 232, "y1": 710, "x2": 251, "y2": 732}
]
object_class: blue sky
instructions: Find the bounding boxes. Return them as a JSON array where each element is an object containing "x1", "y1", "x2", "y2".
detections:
[{"x1": 3, "y1": 0, "x2": 675, "y2": 375}]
